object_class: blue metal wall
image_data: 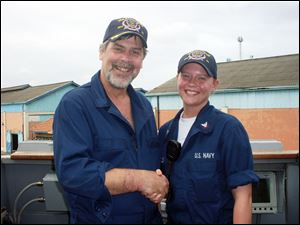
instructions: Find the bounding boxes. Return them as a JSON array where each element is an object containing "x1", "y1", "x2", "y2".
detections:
[
  {"x1": 1, "y1": 85, "x2": 76, "y2": 113},
  {"x1": 1, "y1": 104, "x2": 23, "y2": 113},
  {"x1": 148, "y1": 95, "x2": 182, "y2": 110},
  {"x1": 147, "y1": 88, "x2": 299, "y2": 110},
  {"x1": 25, "y1": 86, "x2": 76, "y2": 112},
  {"x1": 211, "y1": 88, "x2": 299, "y2": 109}
]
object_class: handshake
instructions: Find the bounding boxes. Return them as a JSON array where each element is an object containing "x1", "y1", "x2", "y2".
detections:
[
  {"x1": 106, "y1": 168, "x2": 169, "y2": 204},
  {"x1": 126, "y1": 140, "x2": 181, "y2": 204},
  {"x1": 137, "y1": 169, "x2": 169, "y2": 204},
  {"x1": 106, "y1": 140, "x2": 181, "y2": 204}
]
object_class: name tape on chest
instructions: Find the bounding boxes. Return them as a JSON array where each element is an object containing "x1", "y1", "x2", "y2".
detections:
[{"x1": 194, "y1": 152, "x2": 215, "y2": 159}]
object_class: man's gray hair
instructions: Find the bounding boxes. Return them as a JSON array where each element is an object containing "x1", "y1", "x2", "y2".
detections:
[{"x1": 99, "y1": 34, "x2": 148, "y2": 58}]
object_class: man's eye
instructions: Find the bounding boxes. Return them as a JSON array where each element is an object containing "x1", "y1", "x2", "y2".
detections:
[
  {"x1": 132, "y1": 50, "x2": 142, "y2": 56},
  {"x1": 114, "y1": 47, "x2": 123, "y2": 52}
]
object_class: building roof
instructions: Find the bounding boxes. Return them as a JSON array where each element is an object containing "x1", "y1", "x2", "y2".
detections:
[
  {"x1": 1, "y1": 81, "x2": 79, "y2": 104},
  {"x1": 147, "y1": 54, "x2": 299, "y2": 95}
]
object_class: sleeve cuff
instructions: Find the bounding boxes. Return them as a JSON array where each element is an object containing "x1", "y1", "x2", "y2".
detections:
[{"x1": 227, "y1": 170, "x2": 259, "y2": 189}]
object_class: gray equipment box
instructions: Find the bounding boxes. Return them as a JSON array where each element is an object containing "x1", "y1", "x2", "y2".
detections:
[
  {"x1": 17, "y1": 140, "x2": 53, "y2": 152},
  {"x1": 43, "y1": 173, "x2": 68, "y2": 211}
]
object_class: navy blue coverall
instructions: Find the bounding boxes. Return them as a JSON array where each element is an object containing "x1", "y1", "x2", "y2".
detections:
[
  {"x1": 53, "y1": 72, "x2": 162, "y2": 224},
  {"x1": 159, "y1": 103, "x2": 259, "y2": 224}
]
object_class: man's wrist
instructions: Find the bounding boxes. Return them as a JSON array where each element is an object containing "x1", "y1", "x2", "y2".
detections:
[{"x1": 124, "y1": 169, "x2": 142, "y2": 192}]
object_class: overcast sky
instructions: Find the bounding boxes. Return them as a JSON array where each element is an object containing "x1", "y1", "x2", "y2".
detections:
[{"x1": 1, "y1": 1, "x2": 299, "y2": 90}]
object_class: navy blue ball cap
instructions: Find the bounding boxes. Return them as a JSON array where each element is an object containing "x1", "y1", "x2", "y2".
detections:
[
  {"x1": 103, "y1": 18, "x2": 148, "y2": 48},
  {"x1": 178, "y1": 50, "x2": 217, "y2": 78}
]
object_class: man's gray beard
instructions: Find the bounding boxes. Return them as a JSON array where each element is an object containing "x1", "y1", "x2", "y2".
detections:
[{"x1": 106, "y1": 70, "x2": 137, "y2": 89}]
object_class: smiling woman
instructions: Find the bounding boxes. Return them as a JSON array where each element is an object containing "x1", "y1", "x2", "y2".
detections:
[
  {"x1": 177, "y1": 62, "x2": 219, "y2": 116},
  {"x1": 159, "y1": 49, "x2": 259, "y2": 224}
]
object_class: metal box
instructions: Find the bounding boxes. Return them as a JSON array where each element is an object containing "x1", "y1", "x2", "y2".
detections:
[{"x1": 43, "y1": 173, "x2": 68, "y2": 211}]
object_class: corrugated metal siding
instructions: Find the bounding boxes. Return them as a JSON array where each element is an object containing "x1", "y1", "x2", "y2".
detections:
[
  {"x1": 147, "y1": 89, "x2": 299, "y2": 110},
  {"x1": 211, "y1": 89, "x2": 299, "y2": 109}
]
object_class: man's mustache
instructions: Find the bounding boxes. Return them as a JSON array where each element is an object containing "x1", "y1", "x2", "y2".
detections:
[{"x1": 112, "y1": 62, "x2": 134, "y2": 70}]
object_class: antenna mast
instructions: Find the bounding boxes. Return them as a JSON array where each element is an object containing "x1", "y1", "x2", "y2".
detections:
[{"x1": 237, "y1": 36, "x2": 243, "y2": 60}]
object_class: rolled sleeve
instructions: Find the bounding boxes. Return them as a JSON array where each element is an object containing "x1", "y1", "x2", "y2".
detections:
[
  {"x1": 54, "y1": 94, "x2": 113, "y2": 201},
  {"x1": 222, "y1": 119, "x2": 259, "y2": 189},
  {"x1": 227, "y1": 169, "x2": 259, "y2": 189}
]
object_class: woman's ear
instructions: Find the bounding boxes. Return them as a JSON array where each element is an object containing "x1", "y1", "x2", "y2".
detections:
[
  {"x1": 211, "y1": 79, "x2": 219, "y2": 94},
  {"x1": 213, "y1": 79, "x2": 219, "y2": 89}
]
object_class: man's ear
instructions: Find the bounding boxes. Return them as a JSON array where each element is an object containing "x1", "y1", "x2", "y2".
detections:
[{"x1": 99, "y1": 50, "x2": 103, "y2": 61}]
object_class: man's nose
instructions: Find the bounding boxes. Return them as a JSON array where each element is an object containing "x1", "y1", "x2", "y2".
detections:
[{"x1": 119, "y1": 51, "x2": 132, "y2": 61}]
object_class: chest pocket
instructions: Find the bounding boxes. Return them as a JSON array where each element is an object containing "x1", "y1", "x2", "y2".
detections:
[
  {"x1": 93, "y1": 138, "x2": 130, "y2": 167},
  {"x1": 187, "y1": 161, "x2": 219, "y2": 202},
  {"x1": 187, "y1": 160, "x2": 216, "y2": 175}
]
